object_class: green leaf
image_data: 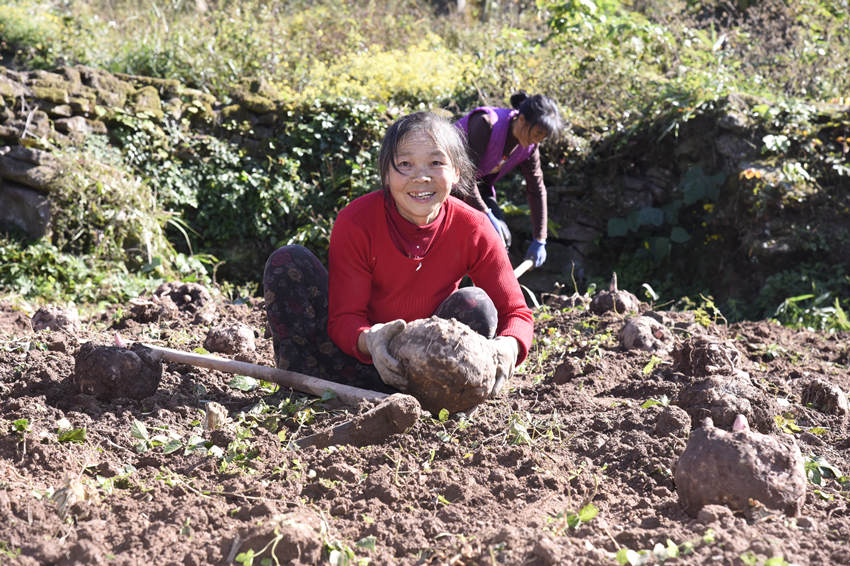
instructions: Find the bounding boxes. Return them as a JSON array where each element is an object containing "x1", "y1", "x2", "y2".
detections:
[
  {"x1": 680, "y1": 166, "x2": 725, "y2": 204},
  {"x1": 131, "y1": 419, "x2": 150, "y2": 441},
  {"x1": 229, "y1": 375, "x2": 260, "y2": 391},
  {"x1": 356, "y1": 535, "x2": 376, "y2": 550},
  {"x1": 57, "y1": 428, "x2": 86, "y2": 443},
  {"x1": 577, "y1": 503, "x2": 598, "y2": 523},
  {"x1": 12, "y1": 418, "x2": 30, "y2": 432},
  {"x1": 665, "y1": 539, "x2": 679, "y2": 558},
  {"x1": 642, "y1": 356, "x2": 662, "y2": 375},
  {"x1": 616, "y1": 548, "x2": 648, "y2": 566},
  {"x1": 649, "y1": 236, "x2": 671, "y2": 261},
  {"x1": 162, "y1": 439, "x2": 183, "y2": 455},
  {"x1": 438, "y1": 408, "x2": 450, "y2": 422},
  {"x1": 150, "y1": 434, "x2": 171, "y2": 446},
  {"x1": 641, "y1": 395, "x2": 669, "y2": 408}
]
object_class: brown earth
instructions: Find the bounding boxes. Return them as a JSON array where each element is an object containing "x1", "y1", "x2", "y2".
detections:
[{"x1": 0, "y1": 287, "x2": 849, "y2": 566}]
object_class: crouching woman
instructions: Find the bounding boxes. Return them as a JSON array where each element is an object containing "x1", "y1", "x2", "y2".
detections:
[{"x1": 263, "y1": 111, "x2": 533, "y2": 398}]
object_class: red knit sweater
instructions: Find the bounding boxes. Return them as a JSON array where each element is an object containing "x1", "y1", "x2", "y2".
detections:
[{"x1": 328, "y1": 191, "x2": 534, "y2": 365}]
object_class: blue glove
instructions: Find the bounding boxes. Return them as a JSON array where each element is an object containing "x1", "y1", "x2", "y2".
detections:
[
  {"x1": 485, "y1": 209, "x2": 511, "y2": 248},
  {"x1": 525, "y1": 239, "x2": 547, "y2": 267}
]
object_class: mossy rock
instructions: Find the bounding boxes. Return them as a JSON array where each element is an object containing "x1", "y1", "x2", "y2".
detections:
[
  {"x1": 31, "y1": 86, "x2": 70, "y2": 105},
  {"x1": 69, "y1": 96, "x2": 96, "y2": 114},
  {"x1": 240, "y1": 92, "x2": 277, "y2": 114},
  {"x1": 220, "y1": 104, "x2": 242, "y2": 120},
  {"x1": 132, "y1": 86, "x2": 164, "y2": 119},
  {"x1": 178, "y1": 86, "x2": 216, "y2": 106},
  {"x1": 115, "y1": 73, "x2": 181, "y2": 98}
]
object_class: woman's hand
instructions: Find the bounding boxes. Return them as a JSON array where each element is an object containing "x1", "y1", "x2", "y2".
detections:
[
  {"x1": 485, "y1": 209, "x2": 512, "y2": 248},
  {"x1": 525, "y1": 239, "x2": 547, "y2": 267},
  {"x1": 360, "y1": 320, "x2": 407, "y2": 390},
  {"x1": 491, "y1": 336, "x2": 519, "y2": 396}
]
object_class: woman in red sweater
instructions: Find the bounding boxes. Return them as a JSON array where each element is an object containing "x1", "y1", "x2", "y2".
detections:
[{"x1": 264, "y1": 112, "x2": 533, "y2": 396}]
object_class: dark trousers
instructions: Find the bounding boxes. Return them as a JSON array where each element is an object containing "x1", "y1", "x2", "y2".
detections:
[{"x1": 263, "y1": 245, "x2": 498, "y2": 390}]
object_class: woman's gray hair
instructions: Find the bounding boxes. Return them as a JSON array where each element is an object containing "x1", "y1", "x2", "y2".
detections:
[{"x1": 379, "y1": 112, "x2": 476, "y2": 200}]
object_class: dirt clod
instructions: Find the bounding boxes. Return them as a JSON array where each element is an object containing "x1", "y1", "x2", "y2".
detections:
[
  {"x1": 31, "y1": 305, "x2": 80, "y2": 333},
  {"x1": 619, "y1": 315, "x2": 674, "y2": 354},
  {"x1": 653, "y1": 405, "x2": 691, "y2": 437},
  {"x1": 72, "y1": 342, "x2": 162, "y2": 400},
  {"x1": 128, "y1": 281, "x2": 216, "y2": 324},
  {"x1": 677, "y1": 372, "x2": 777, "y2": 432},
  {"x1": 801, "y1": 377, "x2": 849, "y2": 420},
  {"x1": 237, "y1": 510, "x2": 323, "y2": 565},
  {"x1": 388, "y1": 317, "x2": 496, "y2": 414},
  {"x1": 589, "y1": 289, "x2": 640, "y2": 315},
  {"x1": 675, "y1": 416, "x2": 806, "y2": 517},
  {"x1": 552, "y1": 356, "x2": 583, "y2": 384},
  {"x1": 203, "y1": 323, "x2": 256, "y2": 355},
  {"x1": 672, "y1": 336, "x2": 742, "y2": 376},
  {"x1": 296, "y1": 393, "x2": 420, "y2": 449}
]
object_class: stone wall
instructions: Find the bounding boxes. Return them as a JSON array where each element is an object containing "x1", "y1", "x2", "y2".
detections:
[{"x1": 0, "y1": 64, "x2": 283, "y2": 239}]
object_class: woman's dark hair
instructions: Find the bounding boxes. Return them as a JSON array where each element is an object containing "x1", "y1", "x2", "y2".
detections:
[
  {"x1": 378, "y1": 111, "x2": 476, "y2": 199},
  {"x1": 510, "y1": 91, "x2": 562, "y2": 139}
]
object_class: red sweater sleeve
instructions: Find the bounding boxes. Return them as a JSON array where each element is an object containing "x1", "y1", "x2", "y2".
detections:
[
  {"x1": 327, "y1": 198, "x2": 376, "y2": 363},
  {"x1": 462, "y1": 208, "x2": 534, "y2": 363}
]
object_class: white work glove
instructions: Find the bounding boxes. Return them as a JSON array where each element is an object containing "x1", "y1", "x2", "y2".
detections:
[
  {"x1": 361, "y1": 319, "x2": 407, "y2": 390},
  {"x1": 491, "y1": 336, "x2": 519, "y2": 397}
]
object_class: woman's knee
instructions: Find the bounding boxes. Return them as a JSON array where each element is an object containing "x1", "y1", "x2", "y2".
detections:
[{"x1": 434, "y1": 287, "x2": 498, "y2": 338}]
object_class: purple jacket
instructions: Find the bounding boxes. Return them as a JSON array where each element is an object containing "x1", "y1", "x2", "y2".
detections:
[{"x1": 454, "y1": 106, "x2": 537, "y2": 197}]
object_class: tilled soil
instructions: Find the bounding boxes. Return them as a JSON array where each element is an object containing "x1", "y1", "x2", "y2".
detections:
[{"x1": 0, "y1": 287, "x2": 848, "y2": 565}]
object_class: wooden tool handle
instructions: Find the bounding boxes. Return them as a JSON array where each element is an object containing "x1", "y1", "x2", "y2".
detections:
[
  {"x1": 141, "y1": 344, "x2": 388, "y2": 406},
  {"x1": 513, "y1": 259, "x2": 534, "y2": 278}
]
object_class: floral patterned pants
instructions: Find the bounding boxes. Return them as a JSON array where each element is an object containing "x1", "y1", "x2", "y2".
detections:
[{"x1": 263, "y1": 245, "x2": 498, "y2": 391}]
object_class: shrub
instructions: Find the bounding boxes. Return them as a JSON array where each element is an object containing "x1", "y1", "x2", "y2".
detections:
[
  {"x1": 105, "y1": 99, "x2": 387, "y2": 280},
  {"x1": 299, "y1": 35, "x2": 474, "y2": 105},
  {"x1": 0, "y1": 236, "x2": 163, "y2": 304},
  {"x1": 0, "y1": 0, "x2": 98, "y2": 68},
  {"x1": 49, "y1": 137, "x2": 177, "y2": 271}
]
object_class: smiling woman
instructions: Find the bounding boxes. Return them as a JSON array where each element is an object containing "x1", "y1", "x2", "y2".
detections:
[{"x1": 262, "y1": 112, "x2": 534, "y2": 406}]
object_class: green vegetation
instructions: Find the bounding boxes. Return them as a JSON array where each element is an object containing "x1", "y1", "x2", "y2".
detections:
[{"x1": 0, "y1": 0, "x2": 849, "y2": 322}]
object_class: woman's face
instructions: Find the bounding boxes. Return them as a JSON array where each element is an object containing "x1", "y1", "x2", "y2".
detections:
[
  {"x1": 514, "y1": 114, "x2": 549, "y2": 147},
  {"x1": 387, "y1": 130, "x2": 460, "y2": 226}
]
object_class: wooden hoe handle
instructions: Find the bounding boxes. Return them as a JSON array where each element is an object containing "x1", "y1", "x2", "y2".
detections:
[
  {"x1": 142, "y1": 343, "x2": 388, "y2": 406},
  {"x1": 514, "y1": 259, "x2": 534, "y2": 279}
]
